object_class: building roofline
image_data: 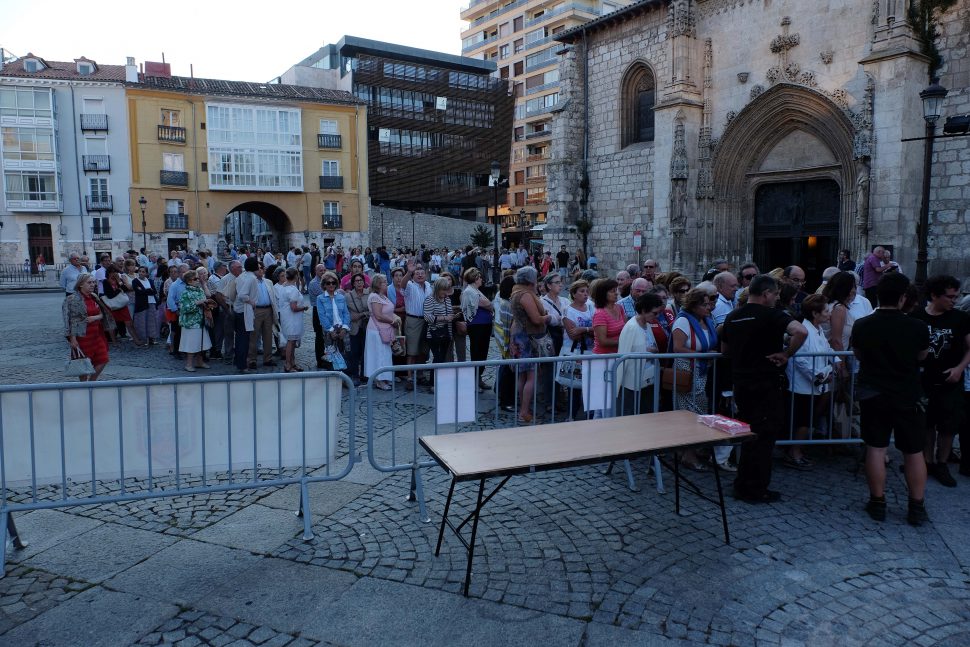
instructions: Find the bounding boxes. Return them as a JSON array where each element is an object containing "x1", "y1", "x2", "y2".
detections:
[
  {"x1": 128, "y1": 75, "x2": 365, "y2": 106},
  {"x1": 555, "y1": 0, "x2": 667, "y2": 44},
  {"x1": 335, "y1": 35, "x2": 496, "y2": 74}
]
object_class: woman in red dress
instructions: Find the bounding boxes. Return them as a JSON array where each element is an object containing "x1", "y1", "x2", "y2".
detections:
[{"x1": 63, "y1": 273, "x2": 114, "y2": 381}]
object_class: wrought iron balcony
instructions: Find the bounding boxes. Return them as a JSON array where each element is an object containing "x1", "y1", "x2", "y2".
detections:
[
  {"x1": 82, "y1": 155, "x2": 110, "y2": 172},
  {"x1": 525, "y1": 130, "x2": 551, "y2": 140},
  {"x1": 319, "y1": 175, "x2": 344, "y2": 190},
  {"x1": 85, "y1": 195, "x2": 113, "y2": 212},
  {"x1": 80, "y1": 113, "x2": 108, "y2": 131},
  {"x1": 91, "y1": 225, "x2": 112, "y2": 241},
  {"x1": 317, "y1": 134, "x2": 342, "y2": 148},
  {"x1": 158, "y1": 125, "x2": 187, "y2": 143},
  {"x1": 322, "y1": 213, "x2": 343, "y2": 229},
  {"x1": 165, "y1": 213, "x2": 188, "y2": 230},
  {"x1": 160, "y1": 170, "x2": 189, "y2": 186}
]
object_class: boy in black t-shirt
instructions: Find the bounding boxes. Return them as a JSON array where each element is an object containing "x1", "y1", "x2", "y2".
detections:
[
  {"x1": 721, "y1": 275, "x2": 807, "y2": 503},
  {"x1": 851, "y1": 272, "x2": 931, "y2": 524},
  {"x1": 911, "y1": 275, "x2": 970, "y2": 487}
]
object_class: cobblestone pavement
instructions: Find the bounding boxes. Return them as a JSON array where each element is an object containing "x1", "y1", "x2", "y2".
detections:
[{"x1": 2, "y1": 292, "x2": 970, "y2": 646}]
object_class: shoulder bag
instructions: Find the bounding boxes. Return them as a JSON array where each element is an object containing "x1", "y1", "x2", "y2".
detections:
[
  {"x1": 102, "y1": 291, "x2": 129, "y2": 310},
  {"x1": 65, "y1": 347, "x2": 95, "y2": 377}
]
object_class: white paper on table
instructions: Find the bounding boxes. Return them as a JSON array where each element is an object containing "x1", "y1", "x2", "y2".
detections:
[
  {"x1": 435, "y1": 366, "x2": 477, "y2": 424},
  {"x1": 581, "y1": 357, "x2": 614, "y2": 412}
]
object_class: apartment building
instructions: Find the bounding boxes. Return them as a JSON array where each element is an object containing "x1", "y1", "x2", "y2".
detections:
[
  {"x1": 127, "y1": 64, "x2": 369, "y2": 256},
  {"x1": 0, "y1": 53, "x2": 135, "y2": 267},
  {"x1": 278, "y1": 36, "x2": 514, "y2": 221},
  {"x1": 460, "y1": 0, "x2": 632, "y2": 246}
]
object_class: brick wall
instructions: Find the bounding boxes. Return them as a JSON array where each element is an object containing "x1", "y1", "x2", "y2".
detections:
[{"x1": 366, "y1": 206, "x2": 486, "y2": 252}]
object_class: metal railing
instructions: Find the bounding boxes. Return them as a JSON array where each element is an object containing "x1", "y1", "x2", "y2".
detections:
[
  {"x1": 160, "y1": 170, "x2": 189, "y2": 186},
  {"x1": 80, "y1": 113, "x2": 108, "y2": 131},
  {"x1": 319, "y1": 175, "x2": 344, "y2": 190},
  {"x1": 164, "y1": 213, "x2": 188, "y2": 230},
  {"x1": 82, "y1": 155, "x2": 110, "y2": 172},
  {"x1": 524, "y1": 2, "x2": 598, "y2": 28},
  {"x1": 364, "y1": 349, "x2": 860, "y2": 521},
  {"x1": 322, "y1": 213, "x2": 343, "y2": 229},
  {"x1": 0, "y1": 263, "x2": 66, "y2": 282},
  {"x1": 85, "y1": 195, "x2": 113, "y2": 212},
  {"x1": 317, "y1": 134, "x2": 342, "y2": 149},
  {"x1": 0, "y1": 372, "x2": 357, "y2": 573},
  {"x1": 91, "y1": 225, "x2": 111, "y2": 240},
  {"x1": 158, "y1": 125, "x2": 187, "y2": 143}
]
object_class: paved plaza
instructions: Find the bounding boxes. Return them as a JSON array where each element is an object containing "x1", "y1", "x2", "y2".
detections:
[{"x1": 1, "y1": 291, "x2": 969, "y2": 646}]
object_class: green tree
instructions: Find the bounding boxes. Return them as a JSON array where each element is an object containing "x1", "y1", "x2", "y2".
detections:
[
  {"x1": 909, "y1": 0, "x2": 959, "y2": 75},
  {"x1": 470, "y1": 224, "x2": 494, "y2": 249}
]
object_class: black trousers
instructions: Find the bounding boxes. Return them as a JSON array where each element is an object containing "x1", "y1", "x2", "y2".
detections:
[
  {"x1": 233, "y1": 315, "x2": 250, "y2": 371},
  {"x1": 733, "y1": 377, "x2": 786, "y2": 496},
  {"x1": 467, "y1": 323, "x2": 491, "y2": 378},
  {"x1": 312, "y1": 306, "x2": 325, "y2": 367}
]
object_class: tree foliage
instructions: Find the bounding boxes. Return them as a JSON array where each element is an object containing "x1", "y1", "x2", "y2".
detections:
[
  {"x1": 470, "y1": 224, "x2": 494, "y2": 249},
  {"x1": 909, "y1": 0, "x2": 959, "y2": 76}
]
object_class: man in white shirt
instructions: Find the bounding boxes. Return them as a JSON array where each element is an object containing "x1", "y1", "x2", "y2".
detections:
[
  {"x1": 92, "y1": 254, "x2": 112, "y2": 294},
  {"x1": 499, "y1": 249, "x2": 512, "y2": 272},
  {"x1": 232, "y1": 257, "x2": 260, "y2": 372},
  {"x1": 516, "y1": 245, "x2": 527, "y2": 268},
  {"x1": 712, "y1": 271, "x2": 739, "y2": 328},
  {"x1": 262, "y1": 249, "x2": 276, "y2": 269},
  {"x1": 218, "y1": 260, "x2": 243, "y2": 362},
  {"x1": 59, "y1": 253, "x2": 88, "y2": 295},
  {"x1": 403, "y1": 263, "x2": 431, "y2": 387},
  {"x1": 247, "y1": 265, "x2": 279, "y2": 369}
]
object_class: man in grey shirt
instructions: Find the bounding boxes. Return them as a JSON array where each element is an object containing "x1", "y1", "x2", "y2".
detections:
[
  {"x1": 59, "y1": 253, "x2": 88, "y2": 295},
  {"x1": 231, "y1": 257, "x2": 260, "y2": 372}
]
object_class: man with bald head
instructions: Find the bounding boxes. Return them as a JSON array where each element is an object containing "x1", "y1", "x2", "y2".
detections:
[
  {"x1": 616, "y1": 270, "x2": 632, "y2": 298},
  {"x1": 712, "y1": 271, "x2": 739, "y2": 328},
  {"x1": 618, "y1": 278, "x2": 651, "y2": 319},
  {"x1": 782, "y1": 265, "x2": 808, "y2": 316},
  {"x1": 642, "y1": 259, "x2": 659, "y2": 283},
  {"x1": 626, "y1": 263, "x2": 640, "y2": 280}
]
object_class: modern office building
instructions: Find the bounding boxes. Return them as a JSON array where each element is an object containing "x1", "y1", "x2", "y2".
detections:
[
  {"x1": 277, "y1": 36, "x2": 515, "y2": 222},
  {"x1": 0, "y1": 53, "x2": 134, "y2": 267},
  {"x1": 126, "y1": 62, "x2": 369, "y2": 256},
  {"x1": 460, "y1": 0, "x2": 632, "y2": 246}
]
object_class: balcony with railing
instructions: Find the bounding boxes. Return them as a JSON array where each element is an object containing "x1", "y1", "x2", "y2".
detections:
[
  {"x1": 158, "y1": 125, "x2": 187, "y2": 143},
  {"x1": 525, "y1": 36, "x2": 553, "y2": 51},
  {"x1": 319, "y1": 176, "x2": 344, "y2": 190},
  {"x1": 82, "y1": 155, "x2": 110, "y2": 172},
  {"x1": 80, "y1": 113, "x2": 108, "y2": 131},
  {"x1": 526, "y1": 153, "x2": 551, "y2": 162},
  {"x1": 164, "y1": 213, "x2": 188, "y2": 230},
  {"x1": 525, "y1": 175, "x2": 547, "y2": 184},
  {"x1": 317, "y1": 134, "x2": 342, "y2": 149},
  {"x1": 525, "y1": 129, "x2": 551, "y2": 140},
  {"x1": 524, "y1": 2, "x2": 598, "y2": 28},
  {"x1": 463, "y1": 0, "x2": 532, "y2": 29},
  {"x1": 160, "y1": 170, "x2": 189, "y2": 186},
  {"x1": 462, "y1": 33, "x2": 498, "y2": 53},
  {"x1": 322, "y1": 213, "x2": 343, "y2": 229},
  {"x1": 91, "y1": 225, "x2": 112, "y2": 241},
  {"x1": 85, "y1": 195, "x2": 113, "y2": 212},
  {"x1": 526, "y1": 81, "x2": 560, "y2": 96}
]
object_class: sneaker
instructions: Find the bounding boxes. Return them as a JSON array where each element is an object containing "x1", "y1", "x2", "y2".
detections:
[
  {"x1": 929, "y1": 462, "x2": 957, "y2": 488},
  {"x1": 907, "y1": 499, "x2": 928, "y2": 526},
  {"x1": 717, "y1": 460, "x2": 738, "y2": 473},
  {"x1": 947, "y1": 448, "x2": 962, "y2": 464},
  {"x1": 782, "y1": 454, "x2": 814, "y2": 471},
  {"x1": 865, "y1": 497, "x2": 886, "y2": 522}
]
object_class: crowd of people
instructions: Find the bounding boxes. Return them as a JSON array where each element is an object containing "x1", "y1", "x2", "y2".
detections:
[{"x1": 59, "y1": 242, "x2": 969, "y2": 524}]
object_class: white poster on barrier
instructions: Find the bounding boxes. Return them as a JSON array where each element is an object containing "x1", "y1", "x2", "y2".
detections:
[
  {"x1": 434, "y1": 367, "x2": 477, "y2": 425},
  {"x1": 581, "y1": 357, "x2": 614, "y2": 412},
  {"x1": 0, "y1": 375, "x2": 343, "y2": 486}
]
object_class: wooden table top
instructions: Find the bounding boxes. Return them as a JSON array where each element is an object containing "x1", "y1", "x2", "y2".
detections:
[{"x1": 419, "y1": 410, "x2": 754, "y2": 480}]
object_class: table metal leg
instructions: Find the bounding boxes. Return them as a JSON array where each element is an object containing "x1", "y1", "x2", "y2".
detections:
[
  {"x1": 435, "y1": 478, "x2": 457, "y2": 557},
  {"x1": 464, "y1": 478, "x2": 486, "y2": 597},
  {"x1": 710, "y1": 447, "x2": 730, "y2": 544},
  {"x1": 674, "y1": 452, "x2": 681, "y2": 515}
]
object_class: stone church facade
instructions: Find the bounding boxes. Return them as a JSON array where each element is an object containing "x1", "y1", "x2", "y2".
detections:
[{"x1": 546, "y1": 0, "x2": 970, "y2": 282}]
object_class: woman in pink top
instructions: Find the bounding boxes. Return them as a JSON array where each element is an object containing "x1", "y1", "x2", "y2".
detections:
[
  {"x1": 364, "y1": 274, "x2": 400, "y2": 390},
  {"x1": 590, "y1": 279, "x2": 626, "y2": 354}
]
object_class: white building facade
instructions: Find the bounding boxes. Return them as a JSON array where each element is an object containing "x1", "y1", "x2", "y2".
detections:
[{"x1": 0, "y1": 54, "x2": 135, "y2": 268}]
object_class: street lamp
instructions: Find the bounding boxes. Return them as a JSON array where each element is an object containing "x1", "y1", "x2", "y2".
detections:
[
  {"x1": 490, "y1": 161, "x2": 501, "y2": 285},
  {"x1": 916, "y1": 77, "x2": 948, "y2": 290},
  {"x1": 379, "y1": 203, "x2": 385, "y2": 248},
  {"x1": 138, "y1": 195, "x2": 147, "y2": 251}
]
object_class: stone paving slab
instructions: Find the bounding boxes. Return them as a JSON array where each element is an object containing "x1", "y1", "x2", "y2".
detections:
[
  {"x1": 22, "y1": 522, "x2": 177, "y2": 583},
  {"x1": 7, "y1": 509, "x2": 102, "y2": 563},
  {"x1": 0, "y1": 588, "x2": 178, "y2": 647},
  {"x1": 306, "y1": 576, "x2": 586, "y2": 646},
  {"x1": 584, "y1": 622, "x2": 692, "y2": 646},
  {"x1": 258, "y1": 480, "x2": 372, "y2": 518},
  {"x1": 190, "y1": 503, "x2": 308, "y2": 553}
]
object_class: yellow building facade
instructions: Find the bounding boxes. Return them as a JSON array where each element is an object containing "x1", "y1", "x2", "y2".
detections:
[{"x1": 125, "y1": 78, "x2": 369, "y2": 255}]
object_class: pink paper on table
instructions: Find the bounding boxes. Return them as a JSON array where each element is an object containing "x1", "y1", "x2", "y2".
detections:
[{"x1": 697, "y1": 414, "x2": 751, "y2": 436}]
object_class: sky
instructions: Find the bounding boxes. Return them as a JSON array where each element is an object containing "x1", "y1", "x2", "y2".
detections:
[{"x1": 0, "y1": 0, "x2": 469, "y2": 82}]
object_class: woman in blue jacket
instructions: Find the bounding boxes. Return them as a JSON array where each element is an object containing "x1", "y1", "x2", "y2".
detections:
[{"x1": 316, "y1": 271, "x2": 351, "y2": 372}]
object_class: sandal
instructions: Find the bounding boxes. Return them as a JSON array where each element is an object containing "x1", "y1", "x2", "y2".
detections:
[{"x1": 517, "y1": 413, "x2": 533, "y2": 424}]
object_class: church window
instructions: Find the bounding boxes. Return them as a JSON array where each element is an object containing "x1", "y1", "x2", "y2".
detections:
[{"x1": 621, "y1": 63, "x2": 655, "y2": 147}]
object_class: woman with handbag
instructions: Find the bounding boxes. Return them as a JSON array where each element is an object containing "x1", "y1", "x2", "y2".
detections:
[
  {"x1": 365, "y1": 274, "x2": 400, "y2": 390},
  {"x1": 561, "y1": 279, "x2": 596, "y2": 420},
  {"x1": 63, "y1": 273, "x2": 114, "y2": 381},
  {"x1": 616, "y1": 293, "x2": 665, "y2": 415},
  {"x1": 131, "y1": 265, "x2": 160, "y2": 346},
  {"x1": 277, "y1": 268, "x2": 309, "y2": 373},
  {"x1": 103, "y1": 268, "x2": 144, "y2": 346},
  {"x1": 316, "y1": 271, "x2": 351, "y2": 373},
  {"x1": 671, "y1": 287, "x2": 719, "y2": 470},
  {"x1": 509, "y1": 266, "x2": 551, "y2": 423},
  {"x1": 177, "y1": 270, "x2": 213, "y2": 372},
  {"x1": 424, "y1": 277, "x2": 455, "y2": 390},
  {"x1": 439, "y1": 272, "x2": 466, "y2": 363},
  {"x1": 346, "y1": 272, "x2": 371, "y2": 385},
  {"x1": 461, "y1": 267, "x2": 494, "y2": 391}
]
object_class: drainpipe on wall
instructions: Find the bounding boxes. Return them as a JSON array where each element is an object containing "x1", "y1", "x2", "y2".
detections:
[{"x1": 69, "y1": 84, "x2": 87, "y2": 256}]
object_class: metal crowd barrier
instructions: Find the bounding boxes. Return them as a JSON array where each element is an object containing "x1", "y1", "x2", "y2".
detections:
[
  {"x1": 0, "y1": 263, "x2": 65, "y2": 284},
  {"x1": 365, "y1": 349, "x2": 860, "y2": 520},
  {"x1": 0, "y1": 371, "x2": 356, "y2": 575}
]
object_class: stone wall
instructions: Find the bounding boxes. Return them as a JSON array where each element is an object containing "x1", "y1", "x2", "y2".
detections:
[
  {"x1": 366, "y1": 206, "x2": 486, "y2": 252},
  {"x1": 929, "y1": 2, "x2": 970, "y2": 282}
]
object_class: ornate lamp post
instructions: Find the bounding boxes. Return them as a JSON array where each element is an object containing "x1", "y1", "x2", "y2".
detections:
[
  {"x1": 138, "y1": 195, "x2": 148, "y2": 251},
  {"x1": 490, "y1": 161, "x2": 501, "y2": 285},
  {"x1": 916, "y1": 78, "x2": 947, "y2": 290}
]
